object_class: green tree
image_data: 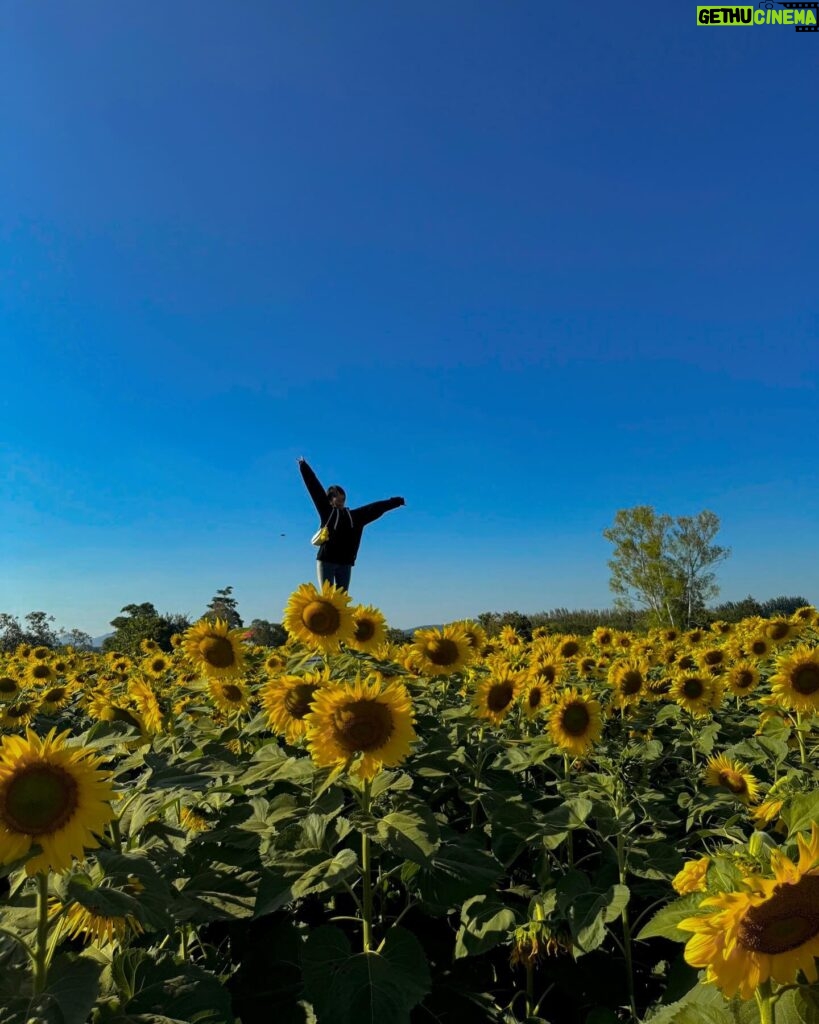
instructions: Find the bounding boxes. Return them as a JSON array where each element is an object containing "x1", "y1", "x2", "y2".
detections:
[
  {"x1": 102, "y1": 603, "x2": 190, "y2": 656},
  {"x1": 603, "y1": 506, "x2": 730, "y2": 628},
  {"x1": 665, "y1": 511, "x2": 730, "y2": 628},
  {"x1": 246, "y1": 619, "x2": 288, "y2": 647},
  {"x1": 0, "y1": 611, "x2": 62, "y2": 652},
  {"x1": 203, "y1": 586, "x2": 243, "y2": 629},
  {"x1": 603, "y1": 507, "x2": 685, "y2": 627}
]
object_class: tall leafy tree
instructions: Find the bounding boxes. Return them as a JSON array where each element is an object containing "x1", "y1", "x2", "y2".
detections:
[
  {"x1": 103, "y1": 603, "x2": 190, "y2": 656},
  {"x1": 203, "y1": 586, "x2": 243, "y2": 629},
  {"x1": 603, "y1": 506, "x2": 685, "y2": 627},
  {"x1": 665, "y1": 511, "x2": 730, "y2": 627}
]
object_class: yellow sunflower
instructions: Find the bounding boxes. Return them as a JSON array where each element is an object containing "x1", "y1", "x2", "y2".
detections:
[
  {"x1": 283, "y1": 582, "x2": 354, "y2": 654},
  {"x1": 679, "y1": 825, "x2": 819, "y2": 999},
  {"x1": 473, "y1": 668, "x2": 523, "y2": 725},
  {"x1": 0, "y1": 729, "x2": 117, "y2": 875},
  {"x1": 128, "y1": 678, "x2": 165, "y2": 734},
  {"x1": 455, "y1": 621, "x2": 488, "y2": 654},
  {"x1": 409, "y1": 624, "x2": 473, "y2": 677},
  {"x1": 1, "y1": 698, "x2": 41, "y2": 729},
  {"x1": 746, "y1": 634, "x2": 772, "y2": 660},
  {"x1": 26, "y1": 661, "x2": 56, "y2": 687},
  {"x1": 521, "y1": 679, "x2": 551, "y2": 719},
  {"x1": 207, "y1": 678, "x2": 251, "y2": 716},
  {"x1": 499, "y1": 625, "x2": 525, "y2": 649},
  {"x1": 30, "y1": 646, "x2": 51, "y2": 662},
  {"x1": 591, "y1": 627, "x2": 614, "y2": 648},
  {"x1": 725, "y1": 661, "x2": 760, "y2": 697},
  {"x1": 548, "y1": 689, "x2": 603, "y2": 757},
  {"x1": 672, "y1": 673, "x2": 714, "y2": 717},
  {"x1": 260, "y1": 671, "x2": 326, "y2": 743},
  {"x1": 703, "y1": 754, "x2": 760, "y2": 804},
  {"x1": 769, "y1": 644, "x2": 819, "y2": 713},
  {"x1": 698, "y1": 646, "x2": 726, "y2": 670},
  {"x1": 554, "y1": 635, "x2": 583, "y2": 660},
  {"x1": 38, "y1": 683, "x2": 74, "y2": 715},
  {"x1": 791, "y1": 605, "x2": 816, "y2": 624},
  {"x1": 139, "y1": 638, "x2": 159, "y2": 654},
  {"x1": 305, "y1": 674, "x2": 416, "y2": 780},
  {"x1": 142, "y1": 652, "x2": 172, "y2": 679},
  {"x1": 672, "y1": 856, "x2": 711, "y2": 895},
  {"x1": 348, "y1": 605, "x2": 388, "y2": 654},
  {"x1": 607, "y1": 658, "x2": 649, "y2": 707},
  {"x1": 0, "y1": 676, "x2": 21, "y2": 702},
  {"x1": 764, "y1": 617, "x2": 801, "y2": 645},
  {"x1": 50, "y1": 886, "x2": 144, "y2": 945},
  {"x1": 182, "y1": 618, "x2": 247, "y2": 678},
  {"x1": 264, "y1": 651, "x2": 288, "y2": 673}
]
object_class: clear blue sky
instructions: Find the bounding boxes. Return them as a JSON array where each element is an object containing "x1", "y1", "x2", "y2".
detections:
[{"x1": 2, "y1": 1, "x2": 817, "y2": 637}]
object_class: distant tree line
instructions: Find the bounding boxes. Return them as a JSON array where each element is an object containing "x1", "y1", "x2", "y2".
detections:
[{"x1": 473, "y1": 594, "x2": 811, "y2": 640}]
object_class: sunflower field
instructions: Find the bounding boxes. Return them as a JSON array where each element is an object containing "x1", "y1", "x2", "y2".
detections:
[{"x1": 1, "y1": 586, "x2": 818, "y2": 1024}]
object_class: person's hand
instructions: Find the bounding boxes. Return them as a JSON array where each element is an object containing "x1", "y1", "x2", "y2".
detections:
[
  {"x1": 394, "y1": 496, "x2": 406, "y2": 506},
  {"x1": 297, "y1": 456, "x2": 306, "y2": 465}
]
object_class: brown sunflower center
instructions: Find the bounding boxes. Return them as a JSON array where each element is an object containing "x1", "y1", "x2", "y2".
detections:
[
  {"x1": 619, "y1": 670, "x2": 643, "y2": 695},
  {"x1": 5, "y1": 702, "x2": 35, "y2": 720},
  {"x1": 44, "y1": 687, "x2": 67, "y2": 704},
  {"x1": 1, "y1": 763, "x2": 80, "y2": 835},
  {"x1": 220, "y1": 684, "x2": 243, "y2": 703},
  {"x1": 332, "y1": 699, "x2": 394, "y2": 753},
  {"x1": 598, "y1": 632, "x2": 612, "y2": 645},
  {"x1": 527, "y1": 688, "x2": 543, "y2": 710},
  {"x1": 738, "y1": 877, "x2": 819, "y2": 954},
  {"x1": 354, "y1": 619, "x2": 376, "y2": 642},
  {"x1": 678, "y1": 655, "x2": 697, "y2": 671},
  {"x1": 199, "y1": 636, "x2": 237, "y2": 668},
  {"x1": 718, "y1": 770, "x2": 748, "y2": 795},
  {"x1": 560, "y1": 641, "x2": 580, "y2": 657},
  {"x1": 767, "y1": 622, "x2": 791, "y2": 641},
  {"x1": 703, "y1": 650, "x2": 724, "y2": 665},
  {"x1": 424, "y1": 638, "x2": 459, "y2": 667},
  {"x1": 0, "y1": 677, "x2": 18, "y2": 695},
  {"x1": 31, "y1": 664, "x2": 52, "y2": 680},
  {"x1": 561, "y1": 702, "x2": 591, "y2": 736},
  {"x1": 487, "y1": 682, "x2": 514, "y2": 712},
  {"x1": 150, "y1": 658, "x2": 167, "y2": 673},
  {"x1": 791, "y1": 663, "x2": 819, "y2": 696},
  {"x1": 750, "y1": 640, "x2": 768, "y2": 656},
  {"x1": 682, "y1": 677, "x2": 705, "y2": 699},
  {"x1": 284, "y1": 683, "x2": 319, "y2": 719},
  {"x1": 302, "y1": 601, "x2": 341, "y2": 637},
  {"x1": 734, "y1": 670, "x2": 755, "y2": 690}
]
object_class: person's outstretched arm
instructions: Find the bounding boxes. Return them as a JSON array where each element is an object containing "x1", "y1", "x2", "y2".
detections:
[
  {"x1": 298, "y1": 457, "x2": 331, "y2": 519},
  {"x1": 354, "y1": 496, "x2": 405, "y2": 527}
]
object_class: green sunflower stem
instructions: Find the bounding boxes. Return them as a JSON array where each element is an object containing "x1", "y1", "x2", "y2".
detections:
[
  {"x1": 755, "y1": 981, "x2": 775, "y2": 1024},
  {"x1": 361, "y1": 779, "x2": 374, "y2": 953},
  {"x1": 795, "y1": 713, "x2": 807, "y2": 767},
  {"x1": 616, "y1": 832, "x2": 637, "y2": 1023},
  {"x1": 563, "y1": 754, "x2": 574, "y2": 869},
  {"x1": 470, "y1": 727, "x2": 485, "y2": 830},
  {"x1": 34, "y1": 871, "x2": 50, "y2": 995}
]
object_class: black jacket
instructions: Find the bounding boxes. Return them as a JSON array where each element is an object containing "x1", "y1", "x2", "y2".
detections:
[{"x1": 299, "y1": 461, "x2": 403, "y2": 566}]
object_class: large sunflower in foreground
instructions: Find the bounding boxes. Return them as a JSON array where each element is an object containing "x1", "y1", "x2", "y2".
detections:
[
  {"x1": 0, "y1": 729, "x2": 116, "y2": 875},
  {"x1": 260, "y1": 671, "x2": 327, "y2": 743},
  {"x1": 410, "y1": 624, "x2": 474, "y2": 677},
  {"x1": 305, "y1": 675, "x2": 416, "y2": 780},
  {"x1": 283, "y1": 582, "x2": 355, "y2": 654},
  {"x1": 182, "y1": 618, "x2": 247, "y2": 678},
  {"x1": 769, "y1": 644, "x2": 819, "y2": 713},
  {"x1": 703, "y1": 754, "x2": 760, "y2": 805},
  {"x1": 348, "y1": 605, "x2": 388, "y2": 654},
  {"x1": 473, "y1": 668, "x2": 523, "y2": 725},
  {"x1": 548, "y1": 689, "x2": 603, "y2": 757},
  {"x1": 679, "y1": 825, "x2": 819, "y2": 999}
]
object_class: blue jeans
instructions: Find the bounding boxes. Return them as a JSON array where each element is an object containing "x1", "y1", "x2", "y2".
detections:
[{"x1": 318, "y1": 561, "x2": 352, "y2": 591}]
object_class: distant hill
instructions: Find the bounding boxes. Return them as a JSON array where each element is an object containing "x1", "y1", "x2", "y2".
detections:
[{"x1": 92, "y1": 633, "x2": 114, "y2": 648}]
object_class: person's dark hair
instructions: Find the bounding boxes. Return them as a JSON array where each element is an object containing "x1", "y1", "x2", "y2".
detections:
[{"x1": 327, "y1": 485, "x2": 346, "y2": 499}]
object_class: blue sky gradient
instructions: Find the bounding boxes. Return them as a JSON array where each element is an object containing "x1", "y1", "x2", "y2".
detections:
[{"x1": 2, "y1": 1, "x2": 817, "y2": 635}]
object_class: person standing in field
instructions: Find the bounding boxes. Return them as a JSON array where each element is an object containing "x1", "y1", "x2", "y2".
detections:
[{"x1": 297, "y1": 457, "x2": 405, "y2": 591}]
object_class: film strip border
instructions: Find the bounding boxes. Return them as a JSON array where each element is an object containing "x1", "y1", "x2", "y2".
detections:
[{"x1": 763, "y1": 0, "x2": 819, "y2": 30}]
